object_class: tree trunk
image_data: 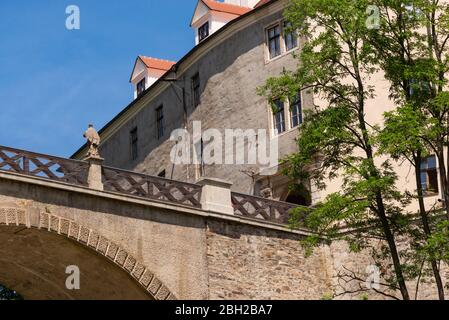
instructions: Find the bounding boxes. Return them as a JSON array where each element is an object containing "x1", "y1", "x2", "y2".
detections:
[
  {"x1": 435, "y1": 148, "x2": 449, "y2": 220},
  {"x1": 358, "y1": 114, "x2": 410, "y2": 299},
  {"x1": 414, "y1": 153, "x2": 445, "y2": 300}
]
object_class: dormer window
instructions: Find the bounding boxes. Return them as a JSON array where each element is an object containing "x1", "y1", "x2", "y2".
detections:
[
  {"x1": 198, "y1": 22, "x2": 210, "y2": 43},
  {"x1": 130, "y1": 56, "x2": 176, "y2": 100},
  {"x1": 136, "y1": 78, "x2": 146, "y2": 97},
  {"x1": 190, "y1": 0, "x2": 251, "y2": 45}
]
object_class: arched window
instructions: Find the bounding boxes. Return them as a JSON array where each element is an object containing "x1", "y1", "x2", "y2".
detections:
[{"x1": 285, "y1": 188, "x2": 311, "y2": 206}]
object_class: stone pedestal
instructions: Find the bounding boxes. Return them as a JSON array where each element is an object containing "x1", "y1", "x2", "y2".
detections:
[
  {"x1": 197, "y1": 177, "x2": 233, "y2": 215},
  {"x1": 84, "y1": 156, "x2": 104, "y2": 191}
]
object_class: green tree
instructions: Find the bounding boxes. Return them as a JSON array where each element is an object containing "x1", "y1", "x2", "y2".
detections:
[
  {"x1": 369, "y1": 0, "x2": 446, "y2": 299},
  {"x1": 259, "y1": 0, "x2": 412, "y2": 299},
  {"x1": 0, "y1": 284, "x2": 23, "y2": 300}
]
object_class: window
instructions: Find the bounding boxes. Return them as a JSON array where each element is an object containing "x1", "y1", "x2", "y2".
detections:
[
  {"x1": 130, "y1": 127, "x2": 138, "y2": 160},
  {"x1": 267, "y1": 25, "x2": 281, "y2": 59},
  {"x1": 136, "y1": 78, "x2": 146, "y2": 97},
  {"x1": 420, "y1": 155, "x2": 439, "y2": 194},
  {"x1": 409, "y1": 78, "x2": 432, "y2": 98},
  {"x1": 290, "y1": 93, "x2": 303, "y2": 128},
  {"x1": 156, "y1": 105, "x2": 164, "y2": 139},
  {"x1": 198, "y1": 22, "x2": 209, "y2": 43},
  {"x1": 284, "y1": 21, "x2": 298, "y2": 51},
  {"x1": 200, "y1": 138, "x2": 205, "y2": 177},
  {"x1": 192, "y1": 73, "x2": 200, "y2": 107},
  {"x1": 272, "y1": 99, "x2": 286, "y2": 134},
  {"x1": 158, "y1": 170, "x2": 166, "y2": 178}
]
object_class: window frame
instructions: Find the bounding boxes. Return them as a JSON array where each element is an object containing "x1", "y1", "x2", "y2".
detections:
[
  {"x1": 265, "y1": 19, "x2": 299, "y2": 62},
  {"x1": 270, "y1": 92, "x2": 304, "y2": 136},
  {"x1": 130, "y1": 127, "x2": 138, "y2": 161},
  {"x1": 290, "y1": 92, "x2": 303, "y2": 128},
  {"x1": 192, "y1": 73, "x2": 201, "y2": 108},
  {"x1": 283, "y1": 21, "x2": 298, "y2": 52},
  {"x1": 156, "y1": 105, "x2": 165, "y2": 140},
  {"x1": 198, "y1": 21, "x2": 210, "y2": 43},
  {"x1": 136, "y1": 78, "x2": 146, "y2": 97},
  {"x1": 267, "y1": 23, "x2": 282, "y2": 59},
  {"x1": 420, "y1": 155, "x2": 439, "y2": 195},
  {"x1": 272, "y1": 99, "x2": 286, "y2": 135}
]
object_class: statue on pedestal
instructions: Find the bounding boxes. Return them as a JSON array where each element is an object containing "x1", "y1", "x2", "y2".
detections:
[{"x1": 83, "y1": 124, "x2": 101, "y2": 159}]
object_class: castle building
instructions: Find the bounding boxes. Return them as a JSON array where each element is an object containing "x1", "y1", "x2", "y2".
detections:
[
  {"x1": 72, "y1": 0, "x2": 315, "y2": 206},
  {"x1": 71, "y1": 0, "x2": 444, "y2": 212}
]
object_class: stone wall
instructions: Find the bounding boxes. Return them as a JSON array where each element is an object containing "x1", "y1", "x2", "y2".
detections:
[
  {"x1": 0, "y1": 175, "x2": 209, "y2": 300},
  {"x1": 206, "y1": 220, "x2": 332, "y2": 300},
  {"x1": 1, "y1": 172, "x2": 447, "y2": 300}
]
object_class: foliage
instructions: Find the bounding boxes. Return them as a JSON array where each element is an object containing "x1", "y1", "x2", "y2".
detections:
[
  {"x1": 259, "y1": 0, "x2": 449, "y2": 300},
  {"x1": 0, "y1": 284, "x2": 23, "y2": 301}
]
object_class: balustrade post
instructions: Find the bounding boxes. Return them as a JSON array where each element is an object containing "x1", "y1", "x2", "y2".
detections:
[
  {"x1": 197, "y1": 177, "x2": 234, "y2": 215},
  {"x1": 85, "y1": 156, "x2": 104, "y2": 191}
]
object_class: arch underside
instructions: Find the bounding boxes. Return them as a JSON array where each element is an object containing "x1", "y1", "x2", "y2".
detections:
[
  {"x1": 0, "y1": 207, "x2": 177, "y2": 300},
  {"x1": 0, "y1": 225, "x2": 151, "y2": 300}
]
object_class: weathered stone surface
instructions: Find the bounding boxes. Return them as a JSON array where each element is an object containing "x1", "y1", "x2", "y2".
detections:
[
  {"x1": 1, "y1": 165, "x2": 447, "y2": 300},
  {"x1": 17, "y1": 210, "x2": 26, "y2": 226},
  {"x1": 115, "y1": 249, "x2": 128, "y2": 266},
  {"x1": 106, "y1": 242, "x2": 119, "y2": 260},
  {"x1": 155, "y1": 285, "x2": 171, "y2": 300},
  {"x1": 132, "y1": 263, "x2": 145, "y2": 280},
  {"x1": 50, "y1": 215, "x2": 59, "y2": 232},
  {"x1": 148, "y1": 277, "x2": 162, "y2": 295},
  {"x1": 0, "y1": 224, "x2": 151, "y2": 300},
  {"x1": 88, "y1": 231, "x2": 100, "y2": 248},
  {"x1": 6, "y1": 208, "x2": 18, "y2": 225},
  {"x1": 97, "y1": 236, "x2": 109, "y2": 254},
  {"x1": 124, "y1": 256, "x2": 137, "y2": 272},
  {"x1": 60, "y1": 219, "x2": 70, "y2": 235},
  {"x1": 69, "y1": 222, "x2": 80, "y2": 239},
  {"x1": 40, "y1": 212, "x2": 50, "y2": 230},
  {"x1": 140, "y1": 270, "x2": 154, "y2": 288},
  {"x1": 0, "y1": 209, "x2": 6, "y2": 224},
  {"x1": 205, "y1": 220, "x2": 331, "y2": 300},
  {"x1": 79, "y1": 226, "x2": 90, "y2": 243}
]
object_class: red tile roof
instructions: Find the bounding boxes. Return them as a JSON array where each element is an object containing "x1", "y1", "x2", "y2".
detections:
[
  {"x1": 139, "y1": 56, "x2": 176, "y2": 71},
  {"x1": 202, "y1": 0, "x2": 251, "y2": 15}
]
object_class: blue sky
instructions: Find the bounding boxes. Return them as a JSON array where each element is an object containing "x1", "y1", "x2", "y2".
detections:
[{"x1": 0, "y1": 0, "x2": 197, "y2": 157}]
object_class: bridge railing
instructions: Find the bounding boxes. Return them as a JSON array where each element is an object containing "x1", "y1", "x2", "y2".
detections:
[
  {"x1": 0, "y1": 145, "x2": 303, "y2": 225},
  {"x1": 231, "y1": 192, "x2": 299, "y2": 224},
  {"x1": 102, "y1": 166, "x2": 203, "y2": 209},
  {"x1": 0, "y1": 145, "x2": 89, "y2": 186}
]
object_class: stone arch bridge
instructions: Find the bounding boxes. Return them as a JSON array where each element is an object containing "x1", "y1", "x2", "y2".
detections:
[{"x1": 0, "y1": 145, "x2": 361, "y2": 300}]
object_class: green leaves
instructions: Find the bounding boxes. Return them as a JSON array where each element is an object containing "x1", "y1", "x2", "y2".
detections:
[
  {"x1": 0, "y1": 284, "x2": 23, "y2": 300},
  {"x1": 257, "y1": 0, "x2": 449, "y2": 299},
  {"x1": 424, "y1": 221, "x2": 449, "y2": 262},
  {"x1": 378, "y1": 103, "x2": 428, "y2": 161}
]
